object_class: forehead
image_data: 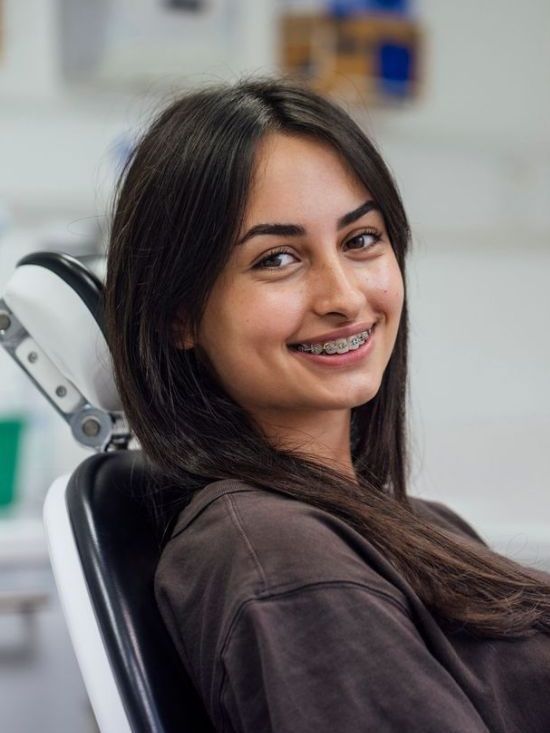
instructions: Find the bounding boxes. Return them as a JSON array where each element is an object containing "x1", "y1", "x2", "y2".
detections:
[{"x1": 244, "y1": 133, "x2": 370, "y2": 222}]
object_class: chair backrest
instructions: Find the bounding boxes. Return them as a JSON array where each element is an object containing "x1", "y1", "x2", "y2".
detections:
[{"x1": 62, "y1": 449, "x2": 215, "y2": 733}]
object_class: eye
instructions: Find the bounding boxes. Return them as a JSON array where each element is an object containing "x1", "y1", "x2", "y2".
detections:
[
  {"x1": 252, "y1": 247, "x2": 297, "y2": 270},
  {"x1": 345, "y1": 228, "x2": 383, "y2": 251}
]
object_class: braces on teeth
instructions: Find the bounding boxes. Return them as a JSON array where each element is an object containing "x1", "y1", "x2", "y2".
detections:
[{"x1": 295, "y1": 328, "x2": 372, "y2": 355}]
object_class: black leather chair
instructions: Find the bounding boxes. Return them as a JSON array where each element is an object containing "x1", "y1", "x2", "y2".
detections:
[{"x1": 65, "y1": 449, "x2": 215, "y2": 733}]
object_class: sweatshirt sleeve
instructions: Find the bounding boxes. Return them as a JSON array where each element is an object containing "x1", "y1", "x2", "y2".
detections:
[{"x1": 218, "y1": 582, "x2": 490, "y2": 733}]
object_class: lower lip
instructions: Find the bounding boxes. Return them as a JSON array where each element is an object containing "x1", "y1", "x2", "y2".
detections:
[{"x1": 288, "y1": 326, "x2": 376, "y2": 368}]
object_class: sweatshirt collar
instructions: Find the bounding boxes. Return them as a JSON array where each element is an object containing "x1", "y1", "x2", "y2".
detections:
[{"x1": 169, "y1": 478, "x2": 259, "y2": 539}]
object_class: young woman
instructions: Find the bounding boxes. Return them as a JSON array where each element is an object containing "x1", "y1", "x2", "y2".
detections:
[{"x1": 105, "y1": 77, "x2": 550, "y2": 732}]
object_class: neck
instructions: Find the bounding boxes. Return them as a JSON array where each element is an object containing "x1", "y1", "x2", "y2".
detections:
[{"x1": 252, "y1": 408, "x2": 356, "y2": 481}]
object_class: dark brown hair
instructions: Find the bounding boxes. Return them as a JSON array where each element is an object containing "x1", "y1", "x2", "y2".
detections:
[{"x1": 105, "y1": 75, "x2": 550, "y2": 640}]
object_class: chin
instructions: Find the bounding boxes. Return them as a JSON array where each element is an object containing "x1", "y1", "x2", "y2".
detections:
[
  {"x1": 317, "y1": 390, "x2": 380, "y2": 411},
  {"x1": 340, "y1": 379, "x2": 382, "y2": 405}
]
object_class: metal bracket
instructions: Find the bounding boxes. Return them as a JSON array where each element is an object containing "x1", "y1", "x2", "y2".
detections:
[{"x1": 0, "y1": 299, "x2": 130, "y2": 452}]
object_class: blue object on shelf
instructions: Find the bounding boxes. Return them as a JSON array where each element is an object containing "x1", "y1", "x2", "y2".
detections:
[
  {"x1": 372, "y1": 0, "x2": 410, "y2": 11},
  {"x1": 377, "y1": 41, "x2": 413, "y2": 96},
  {"x1": 327, "y1": 0, "x2": 411, "y2": 17}
]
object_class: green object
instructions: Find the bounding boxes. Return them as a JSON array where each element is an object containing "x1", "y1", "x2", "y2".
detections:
[{"x1": 0, "y1": 418, "x2": 24, "y2": 507}]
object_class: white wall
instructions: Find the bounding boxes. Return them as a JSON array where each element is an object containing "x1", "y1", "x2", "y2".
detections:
[{"x1": 369, "y1": 0, "x2": 550, "y2": 566}]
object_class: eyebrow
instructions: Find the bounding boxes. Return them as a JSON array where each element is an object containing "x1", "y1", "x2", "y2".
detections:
[{"x1": 236, "y1": 199, "x2": 380, "y2": 246}]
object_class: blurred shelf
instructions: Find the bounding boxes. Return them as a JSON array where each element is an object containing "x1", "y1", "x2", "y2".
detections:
[{"x1": 0, "y1": 587, "x2": 49, "y2": 614}]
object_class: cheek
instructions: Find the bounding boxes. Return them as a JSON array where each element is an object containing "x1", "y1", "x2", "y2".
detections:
[
  {"x1": 257, "y1": 290, "x2": 307, "y2": 346},
  {"x1": 201, "y1": 284, "x2": 298, "y2": 372},
  {"x1": 233, "y1": 284, "x2": 306, "y2": 348},
  {"x1": 370, "y1": 257, "x2": 404, "y2": 318}
]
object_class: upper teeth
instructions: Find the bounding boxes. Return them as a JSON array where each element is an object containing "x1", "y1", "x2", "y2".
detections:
[{"x1": 296, "y1": 328, "x2": 373, "y2": 354}]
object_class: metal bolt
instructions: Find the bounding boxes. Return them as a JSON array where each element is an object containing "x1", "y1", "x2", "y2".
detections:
[
  {"x1": 27, "y1": 351, "x2": 38, "y2": 364},
  {"x1": 55, "y1": 386, "x2": 67, "y2": 398},
  {"x1": 0, "y1": 312, "x2": 11, "y2": 333},
  {"x1": 82, "y1": 417, "x2": 101, "y2": 437}
]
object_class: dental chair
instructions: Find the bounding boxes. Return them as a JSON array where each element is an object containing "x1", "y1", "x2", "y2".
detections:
[{"x1": 0, "y1": 252, "x2": 215, "y2": 733}]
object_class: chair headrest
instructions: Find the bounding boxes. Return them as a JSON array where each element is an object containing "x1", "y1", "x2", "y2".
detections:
[{"x1": 3, "y1": 251, "x2": 122, "y2": 413}]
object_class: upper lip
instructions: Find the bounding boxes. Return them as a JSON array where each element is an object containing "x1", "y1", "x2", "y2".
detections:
[{"x1": 289, "y1": 321, "x2": 376, "y2": 346}]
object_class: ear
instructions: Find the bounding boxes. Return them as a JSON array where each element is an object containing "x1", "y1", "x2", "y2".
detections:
[{"x1": 171, "y1": 310, "x2": 195, "y2": 350}]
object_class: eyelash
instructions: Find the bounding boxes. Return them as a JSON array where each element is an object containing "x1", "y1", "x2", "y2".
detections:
[{"x1": 252, "y1": 229, "x2": 383, "y2": 270}]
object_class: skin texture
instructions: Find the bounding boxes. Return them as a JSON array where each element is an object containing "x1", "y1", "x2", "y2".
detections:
[{"x1": 179, "y1": 132, "x2": 404, "y2": 478}]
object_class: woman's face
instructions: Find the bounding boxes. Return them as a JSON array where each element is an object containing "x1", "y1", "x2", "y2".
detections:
[{"x1": 183, "y1": 132, "x2": 404, "y2": 437}]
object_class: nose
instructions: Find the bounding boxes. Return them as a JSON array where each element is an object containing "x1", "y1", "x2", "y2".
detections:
[{"x1": 308, "y1": 253, "x2": 366, "y2": 319}]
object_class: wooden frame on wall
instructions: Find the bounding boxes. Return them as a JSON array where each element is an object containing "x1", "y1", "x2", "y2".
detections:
[{"x1": 280, "y1": 10, "x2": 423, "y2": 106}]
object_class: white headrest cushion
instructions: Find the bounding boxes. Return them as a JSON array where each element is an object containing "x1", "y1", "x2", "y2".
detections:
[{"x1": 4, "y1": 264, "x2": 122, "y2": 413}]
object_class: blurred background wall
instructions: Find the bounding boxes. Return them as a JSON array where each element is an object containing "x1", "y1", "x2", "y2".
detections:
[{"x1": 0, "y1": 0, "x2": 548, "y2": 730}]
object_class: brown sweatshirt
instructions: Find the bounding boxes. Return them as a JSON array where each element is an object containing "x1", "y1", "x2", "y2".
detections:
[{"x1": 154, "y1": 479, "x2": 550, "y2": 732}]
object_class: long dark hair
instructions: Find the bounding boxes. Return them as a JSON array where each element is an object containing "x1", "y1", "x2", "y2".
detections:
[{"x1": 105, "y1": 75, "x2": 550, "y2": 640}]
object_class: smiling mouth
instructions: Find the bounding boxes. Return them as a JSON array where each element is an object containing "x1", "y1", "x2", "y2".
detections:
[{"x1": 288, "y1": 325, "x2": 375, "y2": 356}]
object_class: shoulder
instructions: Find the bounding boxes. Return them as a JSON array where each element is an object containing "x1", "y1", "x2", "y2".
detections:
[
  {"x1": 153, "y1": 479, "x2": 412, "y2": 693},
  {"x1": 409, "y1": 496, "x2": 488, "y2": 546},
  {"x1": 153, "y1": 481, "x2": 490, "y2": 719},
  {"x1": 155, "y1": 479, "x2": 407, "y2": 612}
]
